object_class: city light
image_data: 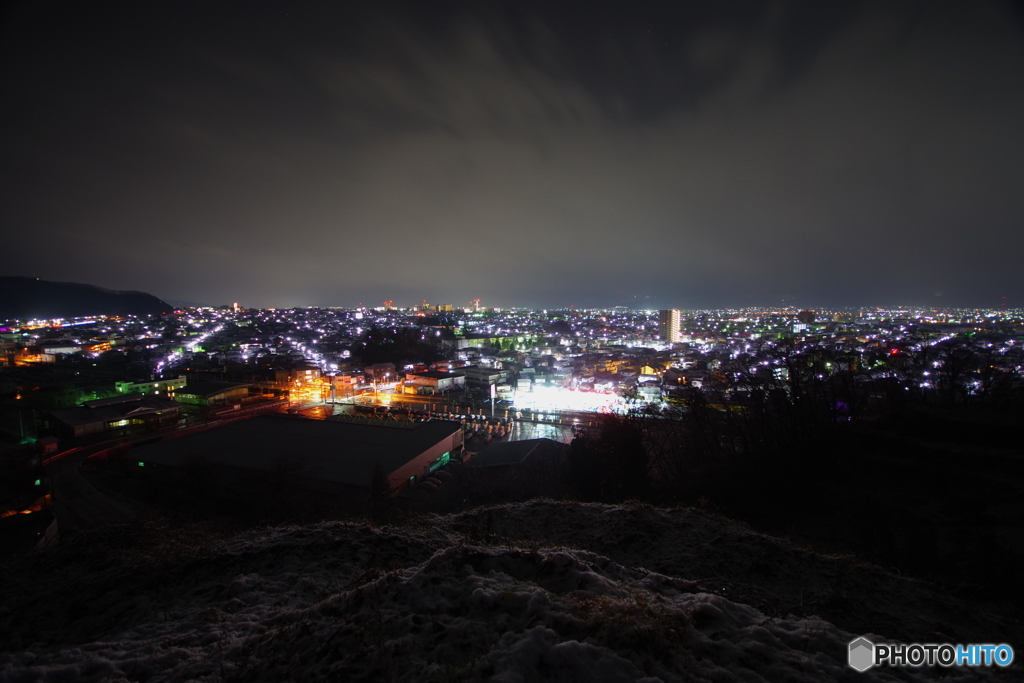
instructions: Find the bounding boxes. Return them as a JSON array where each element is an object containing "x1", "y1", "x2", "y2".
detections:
[{"x1": 512, "y1": 386, "x2": 625, "y2": 413}]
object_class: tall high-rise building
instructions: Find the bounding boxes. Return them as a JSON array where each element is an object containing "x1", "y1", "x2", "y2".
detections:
[{"x1": 659, "y1": 309, "x2": 680, "y2": 343}]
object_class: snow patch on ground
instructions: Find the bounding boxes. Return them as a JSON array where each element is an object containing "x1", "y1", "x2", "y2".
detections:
[{"x1": 0, "y1": 502, "x2": 1016, "y2": 682}]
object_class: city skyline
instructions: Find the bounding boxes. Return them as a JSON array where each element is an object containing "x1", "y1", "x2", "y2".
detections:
[{"x1": 3, "y1": 1, "x2": 1023, "y2": 310}]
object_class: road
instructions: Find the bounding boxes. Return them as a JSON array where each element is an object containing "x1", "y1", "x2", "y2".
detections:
[
  {"x1": 305, "y1": 395, "x2": 583, "y2": 444},
  {"x1": 507, "y1": 420, "x2": 574, "y2": 443}
]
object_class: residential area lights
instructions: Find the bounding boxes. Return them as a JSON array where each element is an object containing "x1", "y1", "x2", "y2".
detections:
[
  {"x1": 156, "y1": 325, "x2": 225, "y2": 374},
  {"x1": 4, "y1": 305, "x2": 1020, "y2": 417}
]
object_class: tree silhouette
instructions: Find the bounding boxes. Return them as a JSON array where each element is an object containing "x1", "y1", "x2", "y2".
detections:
[
  {"x1": 368, "y1": 462, "x2": 394, "y2": 516},
  {"x1": 569, "y1": 414, "x2": 649, "y2": 502},
  {"x1": 354, "y1": 326, "x2": 445, "y2": 366}
]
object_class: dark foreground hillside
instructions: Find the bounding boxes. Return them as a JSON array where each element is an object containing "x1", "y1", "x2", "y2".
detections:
[
  {"x1": 1, "y1": 501, "x2": 1019, "y2": 682},
  {"x1": 0, "y1": 276, "x2": 171, "y2": 320}
]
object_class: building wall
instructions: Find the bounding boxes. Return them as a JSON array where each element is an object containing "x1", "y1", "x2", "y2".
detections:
[
  {"x1": 659, "y1": 309, "x2": 681, "y2": 343},
  {"x1": 404, "y1": 373, "x2": 466, "y2": 392},
  {"x1": 175, "y1": 385, "x2": 250, "y2": 406},
  {"x1": 116, "y1": 377, "x2": 187, "y2": 395},
  {"x1": 388, "y1": 429, "x2": 463, "y2": 490},
  {"x1": 461, "y1": 367, "x2": 506, "y2": 386}
]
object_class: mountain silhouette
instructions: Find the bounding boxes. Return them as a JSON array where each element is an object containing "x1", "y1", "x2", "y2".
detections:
[{"x1": 0, "y1": 276, "x2": 172, "y2": 320}]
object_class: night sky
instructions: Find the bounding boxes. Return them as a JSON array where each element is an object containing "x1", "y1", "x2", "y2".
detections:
[{"x1": 3, "y1": 1, "x2": 1023, "y2": 310}]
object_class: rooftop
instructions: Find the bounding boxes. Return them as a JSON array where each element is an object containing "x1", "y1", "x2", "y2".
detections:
[
  {"x1": 131, "y1": 414, "x2": 461, "y2": 489},
  {"x1": 406, "y1": 370, "x2": 463, "y2": 380},
  {"x1": 174, "y1": 381, "x2": 249, "y2": 397}
]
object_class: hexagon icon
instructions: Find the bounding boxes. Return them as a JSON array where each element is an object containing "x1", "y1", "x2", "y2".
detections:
[{"x1": 848, "y1": 637, "x2": 875, "y2": 672}]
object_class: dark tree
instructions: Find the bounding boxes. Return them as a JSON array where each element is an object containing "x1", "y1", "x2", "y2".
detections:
[
  {"x1": 546, "y1": 319, "x2": 572, "y2": 336},
  {"x1": 354, "y1": 326, "x2": 445, "y2": 366},
  {"x1": 569, "y1": 414, "x2": 649, "y2": 502},
  {"x1": 368, "y1": 462, "x2": 394, "y2": 516},
  {"x1": 369, "y1": 462, "x2": 393, "y2": 501}
]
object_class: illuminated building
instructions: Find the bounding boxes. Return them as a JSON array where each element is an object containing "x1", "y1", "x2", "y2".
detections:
[
  {"x1": 365, "y1": 363, "x2": 396, "y2": 381},
  {"x1": 659, "y1": 309, "x2": 681, "y2": 343},
  {"x1": 52, "y1": 393, "x2": 182, "y2": 438},
  {"x1": 115, "y1": 376, "x2": 187, "y2": 396},
  {"x1": 459, "y1": 365, "x2": 507, "y2": 388},
  {"x1": 173, "y1": 381, "x2": 251, "y2": 409},
  {"x1": 404, "y1": 370, "x2": 465, "y2": 394}
]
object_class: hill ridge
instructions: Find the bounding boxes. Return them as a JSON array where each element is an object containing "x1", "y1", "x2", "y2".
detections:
[{"x1": 0, "y1": 276, "x2": 172, "y2": 320}]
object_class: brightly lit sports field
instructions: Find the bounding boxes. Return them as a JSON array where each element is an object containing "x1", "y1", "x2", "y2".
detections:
[{"x1": 510, "y1": 386, "x2": 627, "y2": 414}]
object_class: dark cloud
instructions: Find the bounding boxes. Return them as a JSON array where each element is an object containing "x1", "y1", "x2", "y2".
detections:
[{"x1": 2, "y1": 0, "x2": 1022, "y2": 309}]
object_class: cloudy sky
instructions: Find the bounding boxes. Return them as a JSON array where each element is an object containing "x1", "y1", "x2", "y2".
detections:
[{"x1": 3, "y1": 0, "x2": 1023, "y2": 310}]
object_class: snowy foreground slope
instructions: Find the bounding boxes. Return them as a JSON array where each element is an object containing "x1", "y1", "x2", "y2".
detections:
[{"x1": 1, "y1": 501, "x2": 1018, "y2": 682}]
